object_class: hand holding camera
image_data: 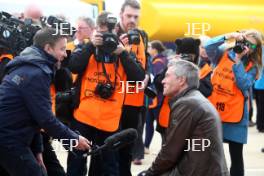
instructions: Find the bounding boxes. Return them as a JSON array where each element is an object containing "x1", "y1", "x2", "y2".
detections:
[
  {"x1": 119, "y1": 29, "x2": 141, "y2": 47},
  {"x1": 113, "y1": 44, "x2": 125, "y2": 55},
  {"x1": 91, "y1": 31, "x2": 103, "y2": 47},
  {"x1": 234, "y1": 45, "x2": 250, "y2": 63}
]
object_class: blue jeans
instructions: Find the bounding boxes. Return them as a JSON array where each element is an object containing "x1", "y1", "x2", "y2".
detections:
[{"x1": 67, "y1": 119, "x2": 119, "y2": 176}]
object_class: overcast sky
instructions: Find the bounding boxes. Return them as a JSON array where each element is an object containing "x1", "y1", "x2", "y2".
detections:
[{"x1": 0, "y1": 0, "x2": 129, "y2": 23}]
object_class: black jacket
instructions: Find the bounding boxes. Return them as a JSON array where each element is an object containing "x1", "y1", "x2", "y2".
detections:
[{"x1": 68, "y1": 42, "x2": 145, "y2": 82}]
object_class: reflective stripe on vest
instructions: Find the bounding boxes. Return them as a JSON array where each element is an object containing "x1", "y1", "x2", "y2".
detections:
[
  {"x1": 74, "y1": 54, "x2": 127, "y2": 132},
  {"x1": 208, "y1": 52, "x2": 253, "y2": 123},
  {"x1": 124, "y1": 35, "x2": 146, "y2": 107},
  {"x1": 158, "y1": 66, "x2": 211, "y2": 128}
]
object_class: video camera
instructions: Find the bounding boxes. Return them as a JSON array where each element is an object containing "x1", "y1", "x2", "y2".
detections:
[
  {"x1": 0, "y1": 11, "x2": 76, "y2": 56},
  {"x1": 41, "y1": 16, "x2": 76, "y2": 37},
  {"x1": 0, "y1": 11, "x2": 41, "y2": 55}
]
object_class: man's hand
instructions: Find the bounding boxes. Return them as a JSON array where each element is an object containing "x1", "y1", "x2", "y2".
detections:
[
  {"x1": 113, "y1": 44, "x2": 125, "y2": 55},
  {"x1": 119, "y1": 33, "x2": 129, "y2": 46},
  {"x1": 75, "y1": 135, "x2": 91, "y2": 151},
  {"x1": 139, "y1": 74, "x2": 150, "y2": 91},
  {"x1": 91, "y1": 31, "x2": 103, "y2": 47},
  {"x1": 35, "y1": 153, "x2": 46, "y2": 172}
]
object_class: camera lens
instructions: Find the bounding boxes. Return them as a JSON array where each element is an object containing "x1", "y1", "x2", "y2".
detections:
[
  {"x1": 128, "y1": 29, "x2": 140, "y2": 45},
  {"x1": 100, "y1": 33, "x2": 118, "y2": 54},
  {"x1": 233, "y1": 41, "x2": 245, "y2": 54}
]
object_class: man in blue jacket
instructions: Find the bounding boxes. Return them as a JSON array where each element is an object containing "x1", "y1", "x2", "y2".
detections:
[{"x1": 0, "y1": 27, "x2": 90, "y2": 176}]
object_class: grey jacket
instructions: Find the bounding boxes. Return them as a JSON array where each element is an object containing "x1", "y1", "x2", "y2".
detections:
[{"x1": 146, "y1": 88, "x2": 229, "y2": 176}]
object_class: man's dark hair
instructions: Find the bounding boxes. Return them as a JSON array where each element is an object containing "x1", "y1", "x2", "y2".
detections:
[
  {"x1": 33, "y1": 27, "x2": 65, "y2": 49},
  {"x1": 96, "y1": 11, "x2": 111, "y2": 27},
  {"x1": 121, "y1": 0, "x2": 140, "y2": 12},
  {"x1": 150, "y1": 40, "x2": 166, "y2": 54}
]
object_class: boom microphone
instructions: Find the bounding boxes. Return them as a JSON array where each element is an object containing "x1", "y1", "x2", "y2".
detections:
[{"x1": 84, "y1": 128, "x2": 138, "y2": 156}]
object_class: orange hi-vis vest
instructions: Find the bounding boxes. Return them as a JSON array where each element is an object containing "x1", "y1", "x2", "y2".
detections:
[
  {"x1": 208, "y1": 52, "x2": 254, "y2": 123},
  {"x1": 0, "y1": 54, "x2": 13, "y2": 61},
  {"x1": 158, "y1": 64, "x2": 212, "y2": 128},
  {"x1": 158, "y1": 96, "x2": 170, "y2": 128},
  {"x1": 50, "y1": 85, "x2": 56, "y2": 114},
  {"x1": 199, "y1": 63, "x2": 212, "y2": 79},
  {"x1": 74, "y1": 54, "x2": 127, "y2": 132},
  {"x1": 124, "y1": 35, "x2": 146, "y2": 107}
]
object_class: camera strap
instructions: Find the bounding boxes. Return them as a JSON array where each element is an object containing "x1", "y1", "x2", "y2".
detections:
[{"x1": 97, "y1": 60, "x2": 118, "y2": 90}]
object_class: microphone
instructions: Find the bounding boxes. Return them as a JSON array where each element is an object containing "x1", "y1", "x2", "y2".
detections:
[{"x1": 83, "y1": 128, "x2": 138, "y2": 156}]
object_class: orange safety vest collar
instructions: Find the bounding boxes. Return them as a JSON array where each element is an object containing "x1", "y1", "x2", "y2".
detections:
[{"x1": 199, "y1": 63, "x2": 212, "y2": 79}]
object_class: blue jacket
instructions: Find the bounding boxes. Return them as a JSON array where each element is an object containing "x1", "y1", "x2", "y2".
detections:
[
  {"x1": 205, "y1": 36, "x2": 258, "y2": 144},
  {"x1": 254, "y1": 46, "x2": 264, "y2": 90},
  {"x1": 0, "y1": 46, "x2": 78, "y2": 152}
]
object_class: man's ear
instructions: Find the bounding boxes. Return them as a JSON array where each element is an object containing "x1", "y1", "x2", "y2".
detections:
[
  {"x1": 119, "y1": 11, "x2": 123, "y2": 20},
  {"x1": 179, "y1": 76, "x2": 187, "y2": 86},
  {"x1": 44, "y1": 44, "x2": 52, "y2": 54}
]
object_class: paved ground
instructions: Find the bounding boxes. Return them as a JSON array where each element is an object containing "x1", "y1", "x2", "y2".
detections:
[{"x1": 55, "y1": 103, "x2": 264, "y2": 176}]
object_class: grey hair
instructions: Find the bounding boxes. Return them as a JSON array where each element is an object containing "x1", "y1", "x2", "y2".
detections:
[
  {"x1": 168, "y1": 59, "x2": 199, "y2": 88},
  {"x1": 78, "y1": 16, "x2": 95, "y2": 29}
]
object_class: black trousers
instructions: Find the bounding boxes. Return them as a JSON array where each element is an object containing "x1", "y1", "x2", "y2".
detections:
[
  {"x1": 42, "y1": 133, "x2": 66, "y2": 176},
  {"x1": 132, "y1": 106, "x2": 146, "y2": 160},
  {"x1": 118, "y1": 105, "x2": 142, "y2": 176},
  {"x1": 255, "y1": 89, "x2": 264, "y2": 131},
  {"x1": 228, "y1": 141, "x2": 244, "y2": 176},
  {"x1": 0, "y1": 166, "x2": 9, "y2": 176},
  {"x1": 67, "y1": 119, "x2": 119, "y2": 176},
  {"x1": 0, "y1": 146, "x2": 44, "y2": 176}
]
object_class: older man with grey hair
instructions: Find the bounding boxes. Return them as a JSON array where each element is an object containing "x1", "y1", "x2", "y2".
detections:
[{"x1": 139, "y1": 59, "x2": 229, "y2": 176}]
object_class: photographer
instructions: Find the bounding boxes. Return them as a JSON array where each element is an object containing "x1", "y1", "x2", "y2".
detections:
[
  {"x1": 0, "y1": 27, "x2": 91, "y2": 176},
  {"x1": 66, "y1": 12, "x2": 145, "y2": 176},
  {"x1": 115, "y1": 0, "x2": 149, "y2": 174},
  {"x1": 206, "y1": 30, "x2": 263, "y2": 176}
]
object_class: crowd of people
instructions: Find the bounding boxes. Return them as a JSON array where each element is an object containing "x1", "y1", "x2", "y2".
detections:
[{"x1": 0, "y1": 0, "x2": 264, "y2": 176}]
